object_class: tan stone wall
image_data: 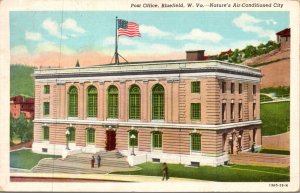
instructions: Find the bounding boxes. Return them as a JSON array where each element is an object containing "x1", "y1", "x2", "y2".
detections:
[
  {"x1": 35, "y1": 77, "x2": 260, "y2": 125},
  {"x1": 262, "y1": 132, "x2": 290, "y2": 150}
]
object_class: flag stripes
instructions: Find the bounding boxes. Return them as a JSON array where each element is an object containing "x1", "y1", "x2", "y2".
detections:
[{"x1": 118, "y1": 21, "x2": 141, "y2": 37}]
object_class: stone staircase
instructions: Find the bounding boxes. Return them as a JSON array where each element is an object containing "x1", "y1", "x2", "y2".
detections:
[
  {"x1": 229, "y1": 152, "x2": 289, "y2": 167},
  {"x1": 32, "y1": 151, "x2": 138, "y2": 174}
]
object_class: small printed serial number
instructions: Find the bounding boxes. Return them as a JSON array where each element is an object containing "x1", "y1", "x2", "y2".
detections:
[{"x1": 269, "y1": 183, "x2": 288, "y2": 187}]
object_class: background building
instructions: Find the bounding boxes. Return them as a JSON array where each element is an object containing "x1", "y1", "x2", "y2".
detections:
[
  {"x1": 32, "y1": 50, "x2": 262, "y2": 166},
  {"x1": 10, "y1": 95, "x2": 34, "y2": 120}
]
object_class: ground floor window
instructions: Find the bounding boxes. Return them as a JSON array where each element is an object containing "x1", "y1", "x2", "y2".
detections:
[
  {"x1": 43, "y1": 126, "x2": 49, "y2": 141},
  {"x1": 152, "y1": 131, "x2": 162, "y2": 149},
  {"x1": 68, "y1": 127, "x2": 76, "y2": 142},
  {"x1": 190, "y1": 133, "x2": 201, "y2": 152},
  {"x1": 86, "y1": 128, "x2": 95, "y2": 144},
  {"x1": 128, "y1": 130, "x2": 138, "y2": 147}
]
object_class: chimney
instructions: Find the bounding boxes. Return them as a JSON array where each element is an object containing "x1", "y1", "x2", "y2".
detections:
[{"x1": 186, "y1": 50, "x2": 205, "y2": 61}]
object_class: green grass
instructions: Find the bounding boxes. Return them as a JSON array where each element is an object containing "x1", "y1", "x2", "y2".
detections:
[
  {"x1": 259, "y1": 149, "x2": 290, "y2": 155},
  {"x1": 10, "y1": 149, "x2": 61, "y2": 170},
  {"x1": 10, "y1": 64, "x2": 34, "y2": 97},
  {"x1": 261, "y1": 101, "x2": 290, "y2": 136},
  {"x1": 112, "y1": 162, "x2": 289, "y2": 182},
  {"x1": 261, "y1": 86, "x2": 290, "y2": 97},
  {"x1": 260, "y1": 94, "x2": 273, "y2": 102}
]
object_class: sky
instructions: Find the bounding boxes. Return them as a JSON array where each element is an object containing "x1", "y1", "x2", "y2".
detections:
[{"x1": 10, "y1": 11, "x2": 289, "y2": 67}]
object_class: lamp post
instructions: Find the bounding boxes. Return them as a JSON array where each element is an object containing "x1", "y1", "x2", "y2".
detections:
[
  {"x1": 65, "y1": 129, "x2": 70, "y2": 150},
  {"x1": 130, "y1": 134, "x2": 136, "y2": 156}
]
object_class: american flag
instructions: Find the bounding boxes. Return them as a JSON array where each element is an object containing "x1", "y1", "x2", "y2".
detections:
[{"x1": 118, "y1": 19, "x2": 141, "y2": 37}]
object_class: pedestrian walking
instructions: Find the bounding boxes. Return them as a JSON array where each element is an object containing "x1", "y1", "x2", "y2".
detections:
[
  {"x1": 161, "y1": 162, "x2": 169, "y2": 181},
  {"x1": 97, "y1": 154, "x2": 101, "y2": 168},
  {"x1": 91, "y1": 155, "x2": 95, "y2": 168},
  {"x1": 251, "y1": 143, "x2": 255, "y2": 153}
]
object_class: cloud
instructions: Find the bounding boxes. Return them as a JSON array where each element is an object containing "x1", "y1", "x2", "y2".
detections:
[
  {"x1": 11, "y1": 45, "x2": 29, "y2": 55},
  {"x1": 25, "y1": 31, "x2": 42, "y2": 41},
  {"x1": 233, "y1": 13, "x2": 276, "y2": 40},
  {"x1": 35, "y1": 41, "x2": 75, "y2": 55},
  {"x1": 175, "y1": 29, "x2": 223, "y2": 43},
  {"x1": 62, "y1": 18, "x2": 86, "y2": 33},
  {"x1": 43, "y1": 18, "x2": 67, "y2": 39},
  {"x1": 103, "y1": 36, "x2": 178, "y2": 55},
  {"x1": 139, "y1": 25, "x2": 171, "y2": 37},
  {"x1": 42, "y1": 18, "x2": 85, "y2": 39}
]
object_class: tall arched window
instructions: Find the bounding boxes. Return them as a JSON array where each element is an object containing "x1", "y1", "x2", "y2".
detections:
[
  {"x1": 129, "y1": 85, "x2": 141, "y2": 119},
  {"x1": 86, "y1": 128, "x2": 95, "y2": 144},
  {"x1": 108, "y1": 86, "x2": 118, "y2": 119},
  {"x1": 87, "y1": 86, "x2": 98, "y2": 117},
  {"x1": 68, "y1": 86, "x2": 78, "y2": 117},
  {"x1": 152, "y1": 84, "x2": 164, "y2": 120}
]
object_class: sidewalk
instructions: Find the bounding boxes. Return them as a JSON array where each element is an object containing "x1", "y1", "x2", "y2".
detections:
[{"x1": 10, "y1": 172, "x2": 202, "y2": 182}]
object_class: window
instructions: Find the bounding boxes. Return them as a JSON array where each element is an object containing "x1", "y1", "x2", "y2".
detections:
[
  {"x1": 86, "y1": 128, "x2": 95, "y2": 144},
  {"x1": 43, "y1": 126, "x2": 49, "y2": 141},
  {"x1": 68, "y1": 127, "x2": 76, "y2": 142},
  {"x1": 129, "y1": 130, "x2": 138, "y2": 147},
  {"x1": 253, "y1": 85, "x2": 257, "y2": 95},
  {"x1": 239, "y1": 83, "x2": 242, "y2": 94},
  {"x1": 43, "y1": 102, "x2": 50, "y2": 115},
  {"x1": 152, "y1": 84, "x2": 164, "y2": 120},
  {"x1": 87, "y1": 86, "x2": 97, "y2": 117},
  {"x1": 231, "y1": 82, "x2": 235, "y2": 94},
  {"x1": 222, "y1": 82, "x2": 226, "y2": 93},
  {"x1": 68, "y1": 86, "x2": 78, "y2": 117},
  {"x1": 191, "y1": 81, "x2": 200, "y2": 93},
  {"x1": 152, "y1": 131, "x2": 162, "y2": 149},
  {"x1": 44, "y1": 85, "x2": 50, "y2": 94},
  {"x1": 108, "y1": 86, "x2": 118, "y2": 119},
  {"x1": 190, "y1": 133, "x2": 201, "y2": 151},
  {"x1": 191, "y1": 103, "x2": 201, "y2": 120},
  {"x1": 230, "y1": 103, "x2": 235, "y2": 120},
  {"x1": 238, "y1": 103, "x2": 242, "y2": 119},
  {"x1": 222, "y1": 103, "x2": 226, "y2": 121},
  {"x1": 129, "y1": 85, "x2": 141, "y2": 119},
  {"x1": 253, "y1": 103, "x2": 256, "y2": 118}
]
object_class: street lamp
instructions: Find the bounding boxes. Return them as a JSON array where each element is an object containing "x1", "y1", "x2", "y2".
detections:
[
  {"x1": 65, "y1": 129, "x2": 70, "y2": 150},
  {"x1": 130, "y1": 134, "x2": 136, "y2": 156}
]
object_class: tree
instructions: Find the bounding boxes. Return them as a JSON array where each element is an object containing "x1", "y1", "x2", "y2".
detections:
[
  {"x1": 75, "y1": 60, "x2": 80, "y2": 67},
  {"x1": 10, "y1": 114, "x2": 17, "y2": 144},
  {"x1": 243, "y1": 45, "x2": 257, "y2": 58}
]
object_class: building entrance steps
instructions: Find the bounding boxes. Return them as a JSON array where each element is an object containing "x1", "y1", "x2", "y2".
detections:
[
  {"x1": 32, "y1": 151, "x2": 139, "y2": 174},
  {"x1": 229, "y1": 152, "x2": 289, "y2": 167}
]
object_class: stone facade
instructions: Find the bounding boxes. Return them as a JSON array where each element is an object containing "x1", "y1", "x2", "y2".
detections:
[{"x1": 32, "y1": 59, "x2": 262, "y2": 166}]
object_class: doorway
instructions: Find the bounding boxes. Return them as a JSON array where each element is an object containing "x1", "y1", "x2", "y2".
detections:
[{"x1": 106, "y1": 130, "x2": 116, "y2": 151}]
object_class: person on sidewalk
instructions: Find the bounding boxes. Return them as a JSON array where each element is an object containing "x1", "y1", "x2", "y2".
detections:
[
  {"x1": 161, "y1": 162, "x2": 169, "y2": 181},
  {"x1": 91, "y1": 155, "x2": 95, "y2": 168},
  {"x1": 97, "y1": 154, "x2": 101, "y2": 168}
]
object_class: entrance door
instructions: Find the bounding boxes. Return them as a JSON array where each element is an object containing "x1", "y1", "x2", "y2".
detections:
[{"x1": 106, "y1": 130, "x2": 116, "y2": 151}]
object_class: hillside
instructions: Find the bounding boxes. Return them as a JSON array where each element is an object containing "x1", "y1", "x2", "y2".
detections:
[
  {"x1": 10, "y1": 64, "x2": 34, "y2": 97},
  {"x1": 242, "y1": 43, "x2": 290, "y2": 88}
]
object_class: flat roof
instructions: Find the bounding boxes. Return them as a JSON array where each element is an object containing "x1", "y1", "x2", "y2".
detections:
[{"x1": 33, "y1": 60, "x2": 262, "y2": 79}]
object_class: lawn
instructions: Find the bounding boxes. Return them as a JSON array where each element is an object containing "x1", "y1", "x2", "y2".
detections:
[
  {"x1": 10, "y1": 149, "x2": 61, "y2": 170},
  {"x1": 259, "y1": 149, "x2": 290, "y2": 155},
  {"x1": 112, "y1": 162, "x2": 289, "y2": 182},
  {"x1": 261, "y1": 101, "x2": 290, "y2": 136},
  {"x1": 260, "y1": 86, "x2": 290, "y2": 97}
]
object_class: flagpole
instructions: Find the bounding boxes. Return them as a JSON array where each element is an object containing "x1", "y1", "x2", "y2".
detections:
[{"x1": 115, "y1": 16, "x2": 119, "y2": 65}]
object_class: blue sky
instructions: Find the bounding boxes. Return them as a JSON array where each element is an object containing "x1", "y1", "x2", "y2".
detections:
[{"x1": 10, "y1": 11, "x2": 289, "y2": 66}]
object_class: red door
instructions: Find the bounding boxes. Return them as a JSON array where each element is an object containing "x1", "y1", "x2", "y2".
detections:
[{"x1": 106, "y1": 130, "x2": 116, "y2": 151}]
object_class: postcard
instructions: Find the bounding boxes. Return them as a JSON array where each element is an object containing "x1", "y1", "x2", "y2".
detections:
[{"x1": 0, "y1": 0, "x2": 299, "y2": 192}]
